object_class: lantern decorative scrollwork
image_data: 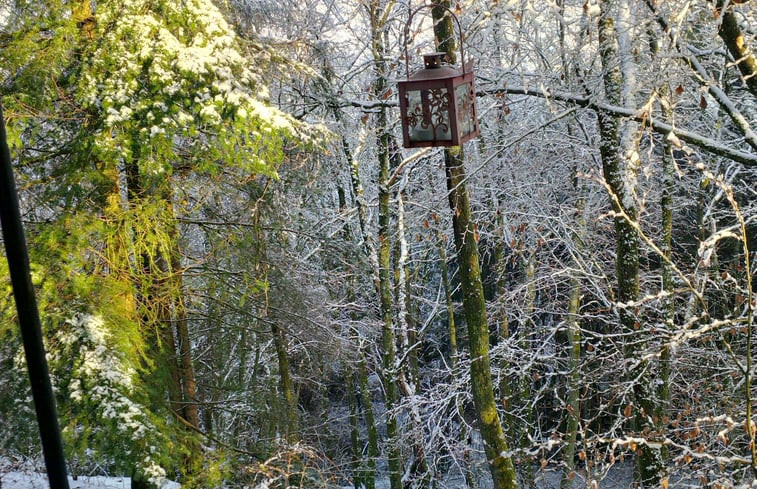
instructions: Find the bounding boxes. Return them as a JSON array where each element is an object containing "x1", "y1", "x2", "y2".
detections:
[{"x1": 398, "y1": 5, "x2": 480, "y2": 148}]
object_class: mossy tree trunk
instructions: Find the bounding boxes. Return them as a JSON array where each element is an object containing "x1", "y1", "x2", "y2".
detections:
[
  {"x1": 519, "y1": 248, "x2": 536, "y2": 485},
  {"x1": 439, "y1": 237, "x2": 458, "y2": 367},
  {"x1": 561, "y1": 155, "x2": 585, "y2": 489},
  {"x1": 439, "y1": 232, "x2": 477, "y2": 489},
  {"x1": 431, "y1": 5, "x2": 517, "y2": 488},
  {"x1": 715, "y1": 0, "x2": 757, "y2": 99},
  {"x1": 271, "y1": 319, "x2": 298, "y2": 440},
  {"x1": 560, "y1": 276, "x2": 582, "y2": 489},
  {"x1": 337, "y1": 182, "x2": 379, "y2": 489},
  {"x1": 443, "y1": 146, "x2": 517, "y2": 489},
  {"x1": 357, "y1": 352, "x2": 379, "y2": 489},
  {"x1": 493, "y1": 210, "x2": 514, "y2": 449},
  {"x1": 367, "y1": 2, "x2": 402, "y2": 487},
  {"x1": 345, "y1": 367, "x2": 363, "y2": 489},
  {"x1": 652, "y1": 31, "x2": 673, "y2": 479},
  {"x1": 597, "y1": 1, "x2": 662, "y2": 484}
]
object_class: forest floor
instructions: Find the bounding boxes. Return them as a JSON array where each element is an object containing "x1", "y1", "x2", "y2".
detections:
[
  {"x1": 0, "y1": 470, "x2": 184, "y2": 489},
  {"x1": 1, "y1": 458, "x2": 747, "y2": 489},
  {"x1": 0, "y1": 457, "x2": 180, "y2": 489},
  {"x1": 1, "y1": 471, "x2": 133, "y2": 488}
]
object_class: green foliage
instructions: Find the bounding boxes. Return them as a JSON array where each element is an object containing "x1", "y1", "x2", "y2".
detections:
[
  {"x1": 0, "y1": 1, "x2": 77, "y2": 96},
  {"x1": 76, "y1": 0, "x2": 323, "y2": 183},
  {"x1": 49, "y1": 314, "x2": 173, "y2": 486},
  {"x1": 0, "y1": 0, "x2": 327, "y2": 484},
  {"x1": 0, "y1": 277, "x2": 37, "y2": 451}
]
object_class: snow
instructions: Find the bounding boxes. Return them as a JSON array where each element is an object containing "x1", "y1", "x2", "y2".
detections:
[
  {"x1": 0, "y1": 457, "x2": 180, "y2": 489},
  {"x1": 0, "y1": 472, "x2": 180, "y2": 489}
]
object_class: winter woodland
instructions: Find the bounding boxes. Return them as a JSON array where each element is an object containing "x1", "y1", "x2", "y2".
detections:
[{"x1": 1, "y1": 0, "x2": 757, "y2": 488}]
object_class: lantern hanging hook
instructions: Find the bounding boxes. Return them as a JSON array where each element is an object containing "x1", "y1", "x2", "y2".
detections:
[{"x1": 403, "y1": 3, "x2": 467, "y2": 79}]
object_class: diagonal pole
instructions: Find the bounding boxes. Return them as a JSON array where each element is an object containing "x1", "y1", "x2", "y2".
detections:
[{"x1": 0, "y1": 105, "x2": 70, "y2": 489}]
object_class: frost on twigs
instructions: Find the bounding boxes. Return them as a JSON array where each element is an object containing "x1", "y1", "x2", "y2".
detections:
[
  {"x1": 698, "y1": 229, "x2": 741, "y2": 267},
  {"x1": 78, "y1": 0, "x2": 326, "y2": 179}
]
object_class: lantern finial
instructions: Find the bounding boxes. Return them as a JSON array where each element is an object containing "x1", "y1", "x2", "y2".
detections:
[{"x1": 423, "y1": 52, "x2": 446, "y2": 69}]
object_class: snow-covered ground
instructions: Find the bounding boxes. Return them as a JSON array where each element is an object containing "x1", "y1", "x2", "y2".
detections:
[
  {"x1": 2, "y1": 462, "x2": 751, "y2": 488},
  {"x1": 0, "y1": 470, "x2": 181, "y2": 489},
  {"x1": 2, "y1": 471, "x2": 132, "y2": 488}
]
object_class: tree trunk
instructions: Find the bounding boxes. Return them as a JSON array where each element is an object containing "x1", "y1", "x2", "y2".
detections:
[
  {"x1": 338, "y1": 182, "x2": 378, "y2": 489},
  {"x1": 394, "y1": 185, "x2": 430, "y2": 485},
  {"x1": 715, "y1": 0, "x2": 757, "y2": 99},
  {"x1": 439, "y1": 237, "x2": 458, "y2": 367},
  {"x1": 439, "y1": 233, "x2": 477, "y2": 489},
  {"x1": 271, "y1": 319, "x2": 298, "y2": 440},
  {"x1": 368, "y1": 3, "x2": 402, "y2": 487},
  {"x1": 597, "y1": 1, "x2": 662, "y2": 484},
  {"x1": 170, "y1": 250, "x2": 200, "y2": 429},
  {"x1": 518, "y1": 249, "x2": 536, "y2": 485},
  {"x1": 561, "y1": 151, "x2": 585, "y2": 489},
  {"x1": 346, "y1": 367, "x2": 363, "y2": 489},
  {"x1": 123, "y1": 159, "x2": 183, "y2": 416},
  {"x1": 378, "y1": 139, "x2": 402, "y2": 489},
  {"x1": 560, "y1": 279, "x2": 582, "y2": 489},
  {"x1": 653, "y1": 32, "x2": 674, "y2": 478},
  {"x1": 443, "y1": 147, "x2": 517, "y2": 489},
  {"x1": 358, "y1": 352, "x2": 379, "y2": 489},
  {"x1": 431, "y1": 5, "x2": 517, "y2": 488},
  {"x1": 493, "y1": 210, "x2": 514, "y2": 450}
]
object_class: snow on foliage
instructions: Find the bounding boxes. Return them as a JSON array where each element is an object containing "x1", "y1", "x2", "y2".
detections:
[
  {"x1": 79, "y1": 0, "x2": 323, "y2": 177},
  {"x1": 47, "y1": 314, "x2": 168, "y2": 487}
]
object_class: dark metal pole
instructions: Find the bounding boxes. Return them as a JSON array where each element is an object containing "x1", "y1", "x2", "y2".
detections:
[{"x1": 0, "y1": 105, "x2": 70, "y2": 488}]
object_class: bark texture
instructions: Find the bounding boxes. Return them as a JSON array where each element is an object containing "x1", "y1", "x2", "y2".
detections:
[
  {"x1": 716, "y1": 0, "x2": 757, "y2": 98},
  {"x1": 444, "y1": 148, "x2": 517, "y2": 489},
  {"x1": 430, "y1": 4, "x2": 517, "y2": 487},
  {"x1": 369, "y1": 3, "x2": 401, "y2": 486},
  {"x1": 598, "y1": 1, "x2": 662, "y2": 484}
]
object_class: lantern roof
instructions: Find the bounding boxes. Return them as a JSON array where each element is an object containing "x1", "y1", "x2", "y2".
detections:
[
  {"x1": 404, "y1": 52, "x2": 464, "y2": 82},
  {"x1": 407, "y1": 65, "x2": 463, "y2": 81}
]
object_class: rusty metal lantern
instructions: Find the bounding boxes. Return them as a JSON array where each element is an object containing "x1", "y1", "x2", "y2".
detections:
[{"x1": 398, "y1": 6, "x2": 480, "y2": 148}]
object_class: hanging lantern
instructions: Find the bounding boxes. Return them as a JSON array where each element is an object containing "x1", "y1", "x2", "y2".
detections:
[{"x1": 398, "y1": 6, "x2": 479, "y2": 148}]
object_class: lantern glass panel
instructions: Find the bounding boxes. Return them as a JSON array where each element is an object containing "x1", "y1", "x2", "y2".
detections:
[
  {"x1": 406, "y1": 88, "x2": 452, "y2": 143},
  {"x1": 455, "y1": 82, "x2": 475, "y2": 138}
]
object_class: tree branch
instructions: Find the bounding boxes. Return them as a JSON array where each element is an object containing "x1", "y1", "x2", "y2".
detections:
[
  {"x1": 339, "y1": 85, "x2": 757, "y2": 166},
  {"x1": 643, "y1": 0, "x2": 757, "y2": 152},
  {"x1": 493, "y1": 85, "x2": 757, "y2": 166}
]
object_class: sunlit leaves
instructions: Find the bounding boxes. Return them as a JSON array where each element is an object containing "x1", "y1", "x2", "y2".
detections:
[{"x1": 77, "y1": 0, "x2": 323, "y2": 181}]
